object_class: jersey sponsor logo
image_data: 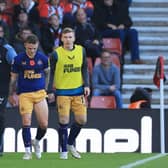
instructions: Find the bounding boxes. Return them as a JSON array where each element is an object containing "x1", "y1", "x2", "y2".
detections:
[
  {"x1": 63, "y1": 64, "x2": 81, "y2": 73},
  {"x1": 24, "y1": 70, "x2": 41, "y2": 79}
]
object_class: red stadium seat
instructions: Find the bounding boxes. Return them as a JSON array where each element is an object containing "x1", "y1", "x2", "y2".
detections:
[
  {"x1": 111, "y1": 54, "x2": 121, "y2": 68},
  {"x1": 94, "y1": 57, "x2": 101, "y2": 66},
  {"x1": 90, "y1": 96, "x2": 116, "y2": 109},
  {"x1": 94, "y1": 54, "x2": 120, "y2": 68},
  {"x1": 102, "y1": 38, "x2": 122, "y2": 56}
]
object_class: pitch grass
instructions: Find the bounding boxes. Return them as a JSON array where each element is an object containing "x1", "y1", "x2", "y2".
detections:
[{"x1": 0, "y1": 153, "x2": 167, "y2": 168}]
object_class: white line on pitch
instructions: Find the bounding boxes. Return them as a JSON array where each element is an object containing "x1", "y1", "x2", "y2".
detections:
[{"x1": 120, "y1": 153, "x2": 167, "y2": 168}]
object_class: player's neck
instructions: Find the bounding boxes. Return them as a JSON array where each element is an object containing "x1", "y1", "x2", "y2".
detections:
[
  {"x1": 26, "y1": 52, "x2": 35, "y2": 59},
  {"x1": 63, "y1": 44, "x2": 74, "y2": 51},
  {"x1": 27, "y1": 55, "x2": 35, "y2": 59}
]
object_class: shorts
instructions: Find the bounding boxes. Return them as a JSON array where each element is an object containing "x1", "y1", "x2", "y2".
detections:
[
  {"x1": 56, "y1": 95, "x2": 87, "y2": 116},
  {"x1": 19, "y1": 89, "x2": 47, "y2": 115}
]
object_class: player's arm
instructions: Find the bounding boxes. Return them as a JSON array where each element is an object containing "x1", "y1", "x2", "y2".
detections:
[
  {"x1": 44, "y1": 67, "x2": 50, "y2": 91},
  {"x1": 47, "y1": 51, "x2": 58, "y2": 102},
  {"x1": 48, "y1": 51, "x2": 57, "y2": 90},
  {"x1": 82, "y1": 48, "x2": 90, "y2": 96},
  {"x1": 8, "y1": 72, "x2": 18, "y2": 106},
  {"x1": 49, "y1": 51, "x2": 57, "y2": 75}
]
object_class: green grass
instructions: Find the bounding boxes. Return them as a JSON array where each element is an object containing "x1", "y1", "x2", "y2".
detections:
[{"x1": 0, "y1": 153, "x2": 167, "y2": 168}]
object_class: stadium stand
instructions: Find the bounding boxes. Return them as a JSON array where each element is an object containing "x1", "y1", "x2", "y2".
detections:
[{"x1": 102, "y1": 38, "x2": 122, "y2": 56}]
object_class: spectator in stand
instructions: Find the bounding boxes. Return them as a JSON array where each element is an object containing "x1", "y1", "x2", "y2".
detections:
[
  {"x1": 12, "y1": 26, "x2": 44, "y2": 54},
  {"x1": 13, "y1": 0, "x2": 40, "y2": 24},
  {"x1": 128, "y1": 87, "x2": 152, "y2": 109},
  {"x1": 40, "y1": 14, "x2": 62, "y2": 55},
  {"x1": 0, "y1": 16, "x2": 10, "y2": 42},
  {"x1": 72, "y1": 0, "x2": 94, "y2": 20},
  {"x1": 0, "y1": 0, "x2": 12, "y2": 26},
  {"x1": 92, "y1": 0, "x2": 143, "y2": 64},
  {"x1": 38, "y1": 0, "x2": 64, "y2": 26},
  {"x1": 62, "y1": 0, "x2": 94, "y2": 28},
  {"x1": 74, "y1": 8, "x2": 102, "y2": 63},
  {"x1": 0, "y1": 25, "x2": 17, "y2": 59},
  {"x1": 92, "y1": 49, "x2": 123, "y2": 109},
  {"x1": 11, "y1": 9, "x2": 41, "y2": 42},
  {"x1": 12, "y1": 26, "x2": 32, "y2": 53},
  {"x1": 0, "y1": 24, "x2": 17, "y2": 109}
]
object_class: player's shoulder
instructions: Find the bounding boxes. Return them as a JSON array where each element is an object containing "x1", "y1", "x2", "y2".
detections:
[
  {"x1": 75, "y1": 44, "x2": 83, "y2": 49},
  {"x1": 74, "y1": 44, "x2": 85, "y2": 54},
  {"x1": 36, "y1": 51, "x2": 48, "y2": 60},
  {"x1": 36, "y1": 51, "x2": 47, "y2": 57},
  {"x1": 14, "y1": 52, "x2": 25, "y2": 61},
  {"x1": 55, "y1": 46, "x2": 62, "y2": 52}
]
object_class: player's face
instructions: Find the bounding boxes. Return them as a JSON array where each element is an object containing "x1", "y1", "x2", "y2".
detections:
[
  {"x1": 61, "y1": 32, "x2": 75, "y2": 50},
  {"x1": 24, "y1": 42, "x2": 38, "y2": 58}
]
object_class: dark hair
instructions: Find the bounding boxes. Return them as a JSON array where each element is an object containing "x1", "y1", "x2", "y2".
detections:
[
  {"x1": 101, "y1": 49, "x2": 111, "y2": 56},
  {"x1": 144, "y1": 87, "x2": 152, "y2": 93},
  {"x1": 25, "y1": 34, "x2": 39, "y2": 44},
  {"x1": 49, "y1": 13, "x2": 60, "y2": 20}
]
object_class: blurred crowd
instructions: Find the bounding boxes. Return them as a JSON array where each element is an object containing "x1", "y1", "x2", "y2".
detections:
[
  {"x1": 1, "y1": 0, "x2": 142, "y2": 63},
  {"x1": 1, "y1": 0, "x2": 148, "y2": 109}
]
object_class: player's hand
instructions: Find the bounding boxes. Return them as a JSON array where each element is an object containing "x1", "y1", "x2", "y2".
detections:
[
  {"x1": 84, "y1": 87, "x2": 90, "y2": 97},
  {"x1": 8, "y1": 95, "x2": 18, "y2": 107},
  {"x1": 48, "y1": 93, "x2": 55, "y2": 103}
]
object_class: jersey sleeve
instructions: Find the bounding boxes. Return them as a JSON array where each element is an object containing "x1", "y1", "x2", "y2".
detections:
[
  {"x1": 82, "y1": 47, "x2": 90, "y2": 87},
  {"x1": 43, "y1": 55, "x2": 50, "y2": 70}
]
